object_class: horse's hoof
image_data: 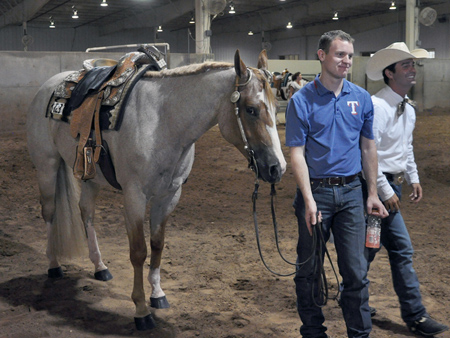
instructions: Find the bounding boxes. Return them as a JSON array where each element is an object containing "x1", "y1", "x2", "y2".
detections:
[
  {"x1": 150, "y1": 296, "x2": 170, "y2": 309},
  {"x1": 94, "y1": 269, "x2": 113, "y2": 281},
  {"x1": 48, "y1": 267, "x2": 64, "y2": 279},
  {"x1": 134, "y1": 314, "x2": 156, "y2": 331}
]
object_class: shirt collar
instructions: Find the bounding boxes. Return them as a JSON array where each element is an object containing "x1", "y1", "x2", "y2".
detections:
[
  {"x1": 313, "y1": 74, "x2": 351, "y2": 97},
  {"x1": 383, "y1": 85, "x2": 408, "y2": 106}
]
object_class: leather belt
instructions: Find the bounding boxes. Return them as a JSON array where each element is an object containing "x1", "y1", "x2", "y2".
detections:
[
  {"x1": 311, "y1": 173, "x2": 359, "y2": 186},
  {"x1": 384, "y1": 172, "x2": 404, "y2": 185}
]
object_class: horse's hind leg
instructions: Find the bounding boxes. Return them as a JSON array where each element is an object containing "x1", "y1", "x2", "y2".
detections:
[
  {"x1": 36, "y1": 158, "x2": 87, "y2": 278},
  {"x1": 79, "y1": 181, "x2": 113, "y2": 281},
  {"x1": 36, "y1": 158, "x2": 64, "y2": 277}
]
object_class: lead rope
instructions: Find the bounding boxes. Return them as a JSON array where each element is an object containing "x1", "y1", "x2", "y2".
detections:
[
  {"x1": 252, "y1": 182, "x2": 315, "y2": 277},
  {"x1": 272, "y1": 185, "x2": 341, "y2": 306},
  {"x1": 252, "y1": 180, "x2": 341, "y2": 306}
]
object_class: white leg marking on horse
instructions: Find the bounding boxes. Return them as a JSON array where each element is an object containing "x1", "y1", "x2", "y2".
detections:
[
  {"x1": 148, "y1": 267, "x2": 166, "y2": 299},
  {"x1": 86, "y1": 222, "x2": 107, "y2": 272},
  {"x1": 46, "y1": 221, "x2": 60, "y2": 269}
]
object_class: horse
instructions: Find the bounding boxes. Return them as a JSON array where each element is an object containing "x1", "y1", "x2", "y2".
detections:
[{"x1": 26, "y1": 49, "x2": 287, "y2": 330}]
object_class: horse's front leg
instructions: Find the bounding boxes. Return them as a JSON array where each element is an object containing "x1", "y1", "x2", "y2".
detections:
[
  {"x1": 148, "y1": 187, "x2": 184, "y2": 309},
  {"x1": 79, "y1": 181, "x2": 112, "y2": 281},
  {"x1": 123, "y1": 190, "x2": 156, "y2": 330},
  {"x1": 149, "y1": 215, "x2": 169, "y2": 309}
]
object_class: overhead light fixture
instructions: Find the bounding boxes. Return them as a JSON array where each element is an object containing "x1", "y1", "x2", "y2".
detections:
[
  {"x1": 389, "y1": 1, "x2": 396, "y2": 10},
  {"x1": 101, "y1": 0, "x2": 108, "y2": 7},
  {"x1": 157, "y1": 26, "x2": 163, "y2": 32},
  {"x1": 49, "y1": 16, "x2": 55, "y2": 28},
  {"x1": 332, "y1": 12, "x2": 339, "y2": 20},
  {"x1": 286, "y1": 21, "x2": 293, "y2": 29},
  {"x1": 72, "y1": 6, "x2": 79, "y2": 19},
  {"x1": 229, "y1": 3, "x2": 235, "y2": 14},
  {"x1": 248, "y1": 30, "x2": 254, "y2": 35},
  {"x1": 189, "y1": 14, "x2": 195, "y2": 24}
]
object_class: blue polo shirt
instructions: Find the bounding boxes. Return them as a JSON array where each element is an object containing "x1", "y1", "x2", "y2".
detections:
[{"x1": 285, "y1": 75, "x2": 374, "y2": 178}]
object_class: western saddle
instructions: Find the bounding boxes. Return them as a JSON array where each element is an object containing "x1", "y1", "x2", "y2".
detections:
[{"x1": 47, "y1": 45, "x2": 167, "y2": 189}]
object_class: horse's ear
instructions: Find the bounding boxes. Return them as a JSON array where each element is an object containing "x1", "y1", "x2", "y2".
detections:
[
  {"x1": 257, "y1": 49, "x2": 268, "y2": 70},
  {"x1": 234, "y1": 49, "x2": 247, "y2": 78}
]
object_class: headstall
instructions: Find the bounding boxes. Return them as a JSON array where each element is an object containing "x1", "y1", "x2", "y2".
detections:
[{"x1": 230, "y1": 69, "x2": 259, "y2": 179}]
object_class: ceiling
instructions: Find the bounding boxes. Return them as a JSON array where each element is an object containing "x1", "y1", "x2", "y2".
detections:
[{"x1": 0, "y1": 0, "x2": 449, "y2": 38}]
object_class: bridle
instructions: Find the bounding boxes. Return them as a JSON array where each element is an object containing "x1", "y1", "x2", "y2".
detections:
[
  {"x1": 230, "y1": 68, "x2": 258, "y2": 178},
  {"x1": 230, "y1": 68, "x2": 340, "y2": 308}
]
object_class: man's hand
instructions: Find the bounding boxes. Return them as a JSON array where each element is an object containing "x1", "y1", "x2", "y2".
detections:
[
  {"x1": 367, "y1": 195, "x2": 389, "y2": 218},
  {"x1": 383, "y1": 193, "x2": 401, "y2": 212},
  {"x1": 304, "y1": 200, "x2": 318, "y2": 236},
  {"x1": 409, "y1": 183, "x2": 422, "y2": 203}
]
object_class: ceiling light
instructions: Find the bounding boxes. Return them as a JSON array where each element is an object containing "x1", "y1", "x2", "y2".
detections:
[
  {"x1": 332, "y1": 12, "x2": 339, "y2": 20},
  {"x1": 157, "y1": 26, "x2": 163, "y2": 32},
  {"x1": 189, "y1": 15, "x2": 195, "y2": 24},
  {"x1": 389, "y1": 1, "x2": 396, "y2": 10},
  {"x1": 49, "y1": 16, "x2": 55, "y2": 28},
  {"x1": 72, "y1": 6, "x2": 78, "y2": 19},
  {"x1": 248, "y1": 30, "x2": 254, "y2": 35},
  {"x1": 286, "y1": 22, "x2": 293, "y2": 29},
  {"x1": 101, "y1": 0, "x2": 108, "y2": 7},
  {"x1": 229, "y1": 3, "x2": 235, "y2": 14}
]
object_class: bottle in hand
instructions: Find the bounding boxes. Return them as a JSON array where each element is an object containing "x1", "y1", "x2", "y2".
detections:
[{"x1": 366, "y1": 215, "x2": 381, "y2": 248}]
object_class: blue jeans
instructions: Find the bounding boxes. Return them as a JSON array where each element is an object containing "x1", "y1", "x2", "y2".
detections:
[
  {"x1": 368, "y1": 182, "x2": 427, "y2": 325},
  {"x1": 294, "y1": 178, "x2": 371, "y2": 338}
]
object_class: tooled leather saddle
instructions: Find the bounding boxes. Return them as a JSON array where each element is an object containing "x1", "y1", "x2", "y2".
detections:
[{"x1": 46, "y1": 45, "x2": 167, "y2": 189}]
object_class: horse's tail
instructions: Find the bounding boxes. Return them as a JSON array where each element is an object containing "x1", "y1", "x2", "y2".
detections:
[{"x1": 47, "y1": 159, "x2": 88, "y2": 260}]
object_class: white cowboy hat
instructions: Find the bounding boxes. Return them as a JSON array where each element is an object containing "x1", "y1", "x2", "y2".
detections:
[{"x1": 366, "y1": 42, "x2": 429, "y2": 81}]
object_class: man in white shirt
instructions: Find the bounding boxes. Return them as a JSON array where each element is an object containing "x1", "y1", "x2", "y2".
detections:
[{"x1": 365, "y1": 42, "x2": 448, "y2": 336}]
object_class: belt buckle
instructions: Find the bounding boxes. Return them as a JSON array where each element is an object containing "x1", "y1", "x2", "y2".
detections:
[
  {"x1": 394, "y1": 174, "x2": 404, "y2": 185},
  {"x1": 326, "y1": 177, "x2": 342, "y2": 186}
]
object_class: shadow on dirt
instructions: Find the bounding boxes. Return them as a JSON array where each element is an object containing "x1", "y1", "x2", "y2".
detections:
[{"x1": 0, "y1": 270, "x2": 176, "y2": 337}]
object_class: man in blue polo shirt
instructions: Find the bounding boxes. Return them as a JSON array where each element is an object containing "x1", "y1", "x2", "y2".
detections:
[{"x1": 285, "y1": 30, "x2": 388, "y2": 338}]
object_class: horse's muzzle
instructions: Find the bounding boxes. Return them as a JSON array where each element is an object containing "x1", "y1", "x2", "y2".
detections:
[{"x1": 256, "y1": 160, "x2": 284, "y2": 184}]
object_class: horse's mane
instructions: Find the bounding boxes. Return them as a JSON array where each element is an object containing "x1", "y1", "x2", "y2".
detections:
[
  {"x1": 143, "y1": 62, "x2": 233, "y2": 78},
  {"x1": 143, "y1": 62, "x2": 276, "y2": 110}
]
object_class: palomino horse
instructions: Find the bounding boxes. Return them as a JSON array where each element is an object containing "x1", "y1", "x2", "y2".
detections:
[{"x1": 27, "y1": 50, "x2": 286, "y2": 330}]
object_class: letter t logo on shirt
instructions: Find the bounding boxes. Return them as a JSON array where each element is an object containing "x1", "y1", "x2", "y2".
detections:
[{"x1": 347, "y1": 101, "x2": 359, "y2": 115}]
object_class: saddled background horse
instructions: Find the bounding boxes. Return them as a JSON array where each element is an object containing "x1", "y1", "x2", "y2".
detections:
[{"x1": 26, "y1": 49, "x2": 286, "y2": 330}]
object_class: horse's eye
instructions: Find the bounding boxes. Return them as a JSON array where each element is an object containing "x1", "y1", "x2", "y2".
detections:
[{"x1": 246, "y1": 107, "x2": 258, "y2": 117}]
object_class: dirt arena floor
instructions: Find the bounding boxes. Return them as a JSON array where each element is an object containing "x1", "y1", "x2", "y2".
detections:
[{"x1": 0, "y1": 108, "x2": 449, "y2": 338}]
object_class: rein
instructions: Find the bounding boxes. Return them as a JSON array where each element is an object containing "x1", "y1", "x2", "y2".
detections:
[
  {"x1": 229, "y1": 69, "x2": 340, "y2": 307},
  {"x1": 252, "y1": 183, "x2": 341, "y2": 307}
]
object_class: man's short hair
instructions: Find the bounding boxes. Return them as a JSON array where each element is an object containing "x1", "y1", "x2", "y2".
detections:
[
  {"x1": 382, "y1": 63, "x2": 397, "y2": 85},
  {"x1": 318, "y1": 30, "x2": 354, "y2": 54}
]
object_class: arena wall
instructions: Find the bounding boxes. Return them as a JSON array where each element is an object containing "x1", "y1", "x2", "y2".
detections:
[{"x1": 1, "y1": 52, "x2": 449, "y2": 134}]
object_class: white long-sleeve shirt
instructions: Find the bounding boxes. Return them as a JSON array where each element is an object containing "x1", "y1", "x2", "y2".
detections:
[{"x1": 372, "y1": 86, "x2": 420, "y2": 201}]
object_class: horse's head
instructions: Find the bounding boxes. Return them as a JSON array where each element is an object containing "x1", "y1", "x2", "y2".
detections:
[{"x1": 220, "y1": 49, "x2": 286, "y2": 184}]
